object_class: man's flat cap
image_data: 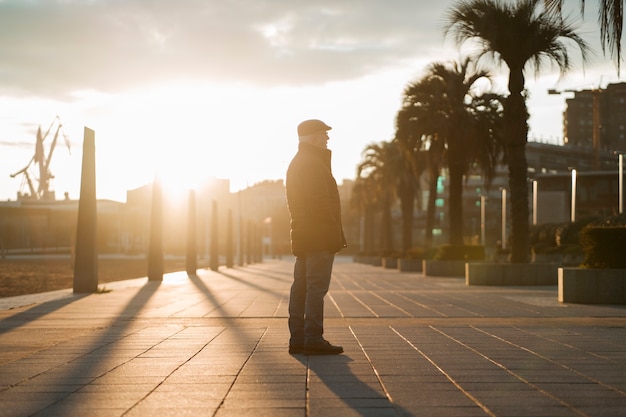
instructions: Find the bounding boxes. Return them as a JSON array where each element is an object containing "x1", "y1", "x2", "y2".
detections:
[{"x1": 297, "y1": 119, "x2": 332, "y2": 137}]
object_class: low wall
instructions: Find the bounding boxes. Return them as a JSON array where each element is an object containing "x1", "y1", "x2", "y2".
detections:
[
  {"x1": 423, "y1": 260, "x2": 466, "y2": 277},
  {"x1": 558, "y1": 268, "x2": 626, "y2": 304},
  {"x1": 466, "y1": 263, "x2": 559, "y2": 286},
  {"x1": 383, "y1": 257, "x2": 398, "y2": 269},
  {"x1": 398, "y1": 258, "x2": 422, "y2": 272}
]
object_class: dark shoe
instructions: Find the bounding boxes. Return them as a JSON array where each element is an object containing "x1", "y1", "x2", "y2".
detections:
[
  {"x1": 289, "y1": 344, "x2": 303, "y2": 354},
  {"x1": 303, "y1": 340, "x2": 343, "y2": 355}
]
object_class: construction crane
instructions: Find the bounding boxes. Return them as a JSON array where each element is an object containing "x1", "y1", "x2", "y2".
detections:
[{"x1": 9, "y1": 116, "x2": 71, "y2": 200}]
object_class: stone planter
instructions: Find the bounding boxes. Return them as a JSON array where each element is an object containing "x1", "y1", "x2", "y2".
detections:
[
  {"x1": 398, "y1": 258, "x2": 422, "y2": 272},
  {"x1": 423, "y1": 260, "x2": 467, "y2": 277},
  {"x1": 561, "y1": 253, "x2": 585, "y2": 267},
  {"x1": 466, "y1": 263, "x2": 559, "y2": 286},
  {"x1": 531, "y1": 253, "x2": 563, "y2": 264},
  {"x1": 383, "y1": 257, "x2": 398, "y2": 269},
  {"x1": 370, "y1": 256, "x2": 382, "y2": 267},
  {"x1": 353, "y1": 255, "x2": 367, "y2": 264},
  {"x1": 558, "y1": 268, "x2": 626, "y2": 304},
  {"x1": 530, "y1": 253, "x2": 584, "y2": 266}
]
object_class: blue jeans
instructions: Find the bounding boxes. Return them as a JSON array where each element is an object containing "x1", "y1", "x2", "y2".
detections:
[{"x1": 288, "y1": 251, "x2": 335, "y2": 346}]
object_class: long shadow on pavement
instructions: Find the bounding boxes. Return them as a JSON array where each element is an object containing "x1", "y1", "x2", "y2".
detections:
[
  {"x1": 238, "y1": 264, "x2": 294, "y2": 283},
  {"x1": 217, "y1": 269, "x2": 286, "y2": 297},
  {"x1": 188, "y1": 273, "x2": 234, "y2": 317},
  {"x1": 0, "y1": 293, "x2": 87, "y2": 334},
  {"x1": 13, "y1": 281, "x2": 163, "y2": 416},
  {"x1": 296, "y1": 354, "x2": 411, "y2": 417}
]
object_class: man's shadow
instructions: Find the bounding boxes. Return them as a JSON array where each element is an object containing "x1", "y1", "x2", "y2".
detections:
[{"x1": 294, "y1": 353, "x2": 409, "y2": 416}]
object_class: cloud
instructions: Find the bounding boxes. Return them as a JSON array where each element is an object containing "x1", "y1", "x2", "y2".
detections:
[
  {"x1": 0, "y1": 0, "x2": 449, "y2": 98},
  {"x1": 0, "y1": 140, "x2": 34, "y2": 149}
]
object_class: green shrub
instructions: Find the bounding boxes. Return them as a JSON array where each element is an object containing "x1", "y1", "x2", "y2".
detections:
[
  {"x1": 530, "y1": 220, "x2": 594, "y2": 256},
  {"x1": 592, "y1": 213, "x2": 626, "y2": 226},
  {"x1": 404, "y1": 246, "x2": 436, "y2": 259},
  {"x1": 530, "y1": 223, "x2": 559, "y2": 251},
  {"x1": 580, "y1": 226, "x2": 626, "y2": 269},
  {"x1": 378, "y1": 250, "x2": 401, "y2": 258},
  {"x1": 434, "y1": 244, "x2": 485, "y2": 261},
  {"x1": 556, "y1": 217, "x2": 597, "y2": 248}
]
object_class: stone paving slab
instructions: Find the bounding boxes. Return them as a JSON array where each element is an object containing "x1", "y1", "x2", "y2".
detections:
[{"x1": 0, "y1": 257, "x2": 625, "y2": 416}]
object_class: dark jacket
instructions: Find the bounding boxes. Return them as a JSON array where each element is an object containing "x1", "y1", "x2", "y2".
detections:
[{"x1": 286, "y1": 142, "x2": 347, "y2": 256}]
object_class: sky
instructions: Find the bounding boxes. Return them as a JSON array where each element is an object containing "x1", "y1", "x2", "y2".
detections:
[{"x1": 0, "y1": 0, "x2": 623, "y2": 202}]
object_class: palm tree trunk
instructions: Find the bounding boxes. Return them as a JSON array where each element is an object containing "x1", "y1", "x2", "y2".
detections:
[
  {"x1": 505, "y1": 67, "x2": 530, "y2": 263},
  {"x1": 364, "y1": 205, "x2": 375, "y2": 254},
  {"x1": 381, "y1": 194, "x2": 393, "y2": 254},
  {"x1": 425, "y1": 165, "x2": 438, "y2": 248},
  {"x1": 399, "y1": 179, "x2": 415, "y2": 254},
  {"x1": 448, "y1": 157, "x2": 465, "y2": 246}
]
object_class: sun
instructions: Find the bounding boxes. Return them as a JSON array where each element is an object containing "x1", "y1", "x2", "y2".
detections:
[{"x1": 82, "y1": 81, "x2": 301, "y2": 202}]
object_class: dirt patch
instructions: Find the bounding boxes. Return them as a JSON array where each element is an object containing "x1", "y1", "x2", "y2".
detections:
[{"x1": 0, "y1": 257, "x2": 208, "y2": 298}]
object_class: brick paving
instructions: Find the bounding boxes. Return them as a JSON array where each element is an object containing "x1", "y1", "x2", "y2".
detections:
[{"x1": 0, "y1": 257, "x2": 625, "y2": 416}]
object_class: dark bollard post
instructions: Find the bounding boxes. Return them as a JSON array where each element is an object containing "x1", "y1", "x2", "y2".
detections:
[
  {"x1": 252, "y1": 223, "x2": 258, "y2": 263},
  {"x1": 209, "y1": 200, "x2": 219, "y2": 271},
  {"x1": 73, "y1": 127, "x2": 98, "y2": 293},
  {"x1": 246, "y1": 220, "x2": 252, "y2": 265},
  {"x1": 186, "y1": 189, "x2": 197, "y2": 275},
  {"x1": 237, "y1": 191, "x2": 244, "y2": 266},
  {"x1": 238, "y1": 213, "x2": 245, "y2": 267},
  {"x1": 255, "y1": 223, "x2": 263, "y2": 263},
  {"x1": 226, "y1": 209, "x2": 234, "y2": 268},
  {"x1": 148, "y1": 177, "x2": 163, "y2": 281}
]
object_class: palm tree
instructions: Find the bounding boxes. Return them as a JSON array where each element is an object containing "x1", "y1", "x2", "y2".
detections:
[
  {"x1": 396, "y1": 150, "x2": 417, "y2": 253},
  {"x1": 396, "y1": 77, "x2": 447, "y2": 248},
  {"x1": 470, "y1": 93, "x2": 506, "y2": 185},
  {"x1": 399, "y1": 58, "x2": 504, "y2": 248},
  {"x1": 387, "y1": 119, "x2": 419, "y2": 253},
  {"x1": 544, "y1": 0, "x2": 622, "y2": 73},
  {"x1": 445, "y1": 0, "x2": 589, "y2": 262},
  {"x1": 357, "y1": 140, "x2": 405, "y2": 255},
  {"x1": 428, "y1": 58, "x2": 496, "y2": 246},
  {"x1": 349, "y1": 176, "x2": 377, "y2": 254}
]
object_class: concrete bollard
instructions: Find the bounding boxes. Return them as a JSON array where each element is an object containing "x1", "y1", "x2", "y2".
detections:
[
  {"x1": 73, "y1": 127, "x2": 98, "y2": 293},
  {"x1": 210, "y1": 200, "x2": 219, "y2": 271},
  {"x1": 226, "y1": 209, "x2": 234, "y2": 268},
  {"x1": 186, "y1": 189, "x2": 197, "y2": 275},
  {"x1": 148, "y1": 177, "x2": 163, "y2": 281}
]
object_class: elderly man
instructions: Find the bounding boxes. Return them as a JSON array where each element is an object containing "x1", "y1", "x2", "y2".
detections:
[{"x1": 285, "y1": 119, "x2": 347, "y2": 355}]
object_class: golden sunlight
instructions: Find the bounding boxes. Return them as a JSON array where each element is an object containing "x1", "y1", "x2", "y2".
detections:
[
  {"x1": 31, "y1": 81, "x2": 336, "y2": 202},
  {"x1": 91, "y1": 82, "x2": 273, "y2": 200}
]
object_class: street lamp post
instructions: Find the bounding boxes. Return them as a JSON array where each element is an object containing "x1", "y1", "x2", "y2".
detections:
[
  {"x1": 480, "y1": 195, "x2": 486, "y2": 246},
  {"x1": 532, "y1": 180, "x2": 538, "y2": 226},
  {"x1": 618, "y1": 154, "x2": 624, "y2": 214},
  {"x1": 500, "y1": 188, "x2": 507, "y2": 250},
  {"x1": 571, "y1": 168, "x2": 577, "y2": 223}
]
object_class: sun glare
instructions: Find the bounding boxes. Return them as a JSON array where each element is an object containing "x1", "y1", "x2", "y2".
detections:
[
  {"x1": 4, "y1": 79, "x2": 360, "y2": 202},
  {"x1": 103, "y1": 81, "x2": 292, "y2": 201}
]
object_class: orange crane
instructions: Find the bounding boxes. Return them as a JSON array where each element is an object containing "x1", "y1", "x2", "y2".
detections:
[{"x1": 9, "y1": 116, "x2": 71, "y2": 200}]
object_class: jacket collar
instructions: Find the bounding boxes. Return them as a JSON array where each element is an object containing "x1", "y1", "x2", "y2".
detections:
[
  {"x1": 298, "y1": 141, "x2": 331, "y2": 155},
  {"x1": 298, "y1": 141, "x2": 332, "y2": 166}
]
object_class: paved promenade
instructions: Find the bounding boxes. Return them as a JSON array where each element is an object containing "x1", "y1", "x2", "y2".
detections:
[{"x1": 0, "y1": 257, "x2": 625, "y2": 417}]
